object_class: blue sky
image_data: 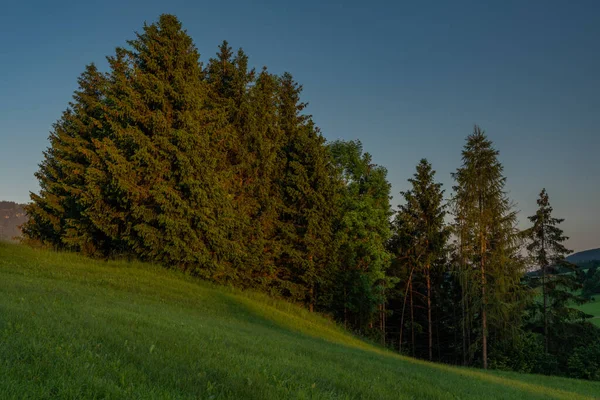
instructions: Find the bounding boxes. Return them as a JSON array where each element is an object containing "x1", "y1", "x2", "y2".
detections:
[{"x1": 1, "y1": 0, "x2": 598, "y2": 251}]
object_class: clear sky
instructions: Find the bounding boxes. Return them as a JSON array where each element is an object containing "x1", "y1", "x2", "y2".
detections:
[{"x1": 1, "y1": 0, "x2": 598, "y2": 251}]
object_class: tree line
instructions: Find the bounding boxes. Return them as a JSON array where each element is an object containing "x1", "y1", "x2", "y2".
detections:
[{"x1": 23, "y1": 14, "x2": 600, "y2": 380}]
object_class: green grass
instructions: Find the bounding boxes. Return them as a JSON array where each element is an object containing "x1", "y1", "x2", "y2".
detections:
[
  {"x1": 577, "y1": 296, "x2": 600, "y2": 327},
  {"x1": 1, "y1": 243, "x2": 599, "y2": 399}
]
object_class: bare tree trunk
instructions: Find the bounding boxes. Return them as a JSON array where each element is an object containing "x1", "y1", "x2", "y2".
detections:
[
  {"x1": 410, "y1": 279, "x2": 415, "y2": 357},
  {"x1": 399, "y1": 266, "x2": 415, "y2": 353},
  {"x1": 382, "y1": 285, "x2": 386, "y2": 346},
  {"x1": 481, "y1": 232, "x2": 488, "y2": 370},
  {"x1": 541, "y1": 235, "x2": 548, "y2": 353},
  {"x1": 344, "y1": 286, "x2": 348, "y2": 329},
  {"x1": 426, "y1": 265, "x2": 433, "y2": 361},
  {"x1": 462, "y1": 272, "x2": 467, "y2": 366}
]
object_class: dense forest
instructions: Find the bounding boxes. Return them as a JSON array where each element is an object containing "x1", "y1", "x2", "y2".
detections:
[{"x1": 23, "y1": 15, "x2": 600, "y2": 380}]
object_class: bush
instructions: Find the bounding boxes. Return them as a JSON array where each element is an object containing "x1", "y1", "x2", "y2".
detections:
[{"x1": 567, "y1": 341, "x2": 600, "y2": 381}]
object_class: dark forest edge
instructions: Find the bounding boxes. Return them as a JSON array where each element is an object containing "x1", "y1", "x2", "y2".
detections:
[{"x1": 21, "y1": 14, "x2": 600, "y2": 380}]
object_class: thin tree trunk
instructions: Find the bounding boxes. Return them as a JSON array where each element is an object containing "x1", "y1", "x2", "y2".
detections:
[
  {"x1": 344, "y1": 286, "x2": 348, "y2": 329},
  {"x1": 481, "y1": 231, "x2": 488, "y2": 370},
  {"x1": 426, "y1": 265, "x2": 433, "y2": 361},
  {"x1": 410, "y1": 279, "x2": 415, "y2": 357},
  {"x1": 541, "y1": 234, "x2": 548, "y2": 353},
  {"x1": 462, "y1": 269, "x2": 467, "y2": 366},
  {"x1": 382, "y1": 285, "x2": 386, "y2": 346},
  {"x1": 399, "y1": 266, "x2": 415, "y2": 353}
]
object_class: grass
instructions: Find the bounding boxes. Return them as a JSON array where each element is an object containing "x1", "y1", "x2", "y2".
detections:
[
  {"x1": 577, "y1": 296, "x2": 600, "y2": 327},
  {"x1": 1, "y1": 243, "x2": 600, "y2": 399}
]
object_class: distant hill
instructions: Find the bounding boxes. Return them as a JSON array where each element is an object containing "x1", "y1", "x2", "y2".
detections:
[
  {"x1": 0, "y1": 201, "x2": 27, "y2": 242},
  {"x1": 568, "y1": 248, "x2": 600, "y2": 264}
]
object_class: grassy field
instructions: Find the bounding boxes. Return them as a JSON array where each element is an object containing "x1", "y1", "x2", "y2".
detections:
[
  {"x1": 1, "y1": 243, "x2": 600, "y2": 399},
  {"x1": 577, "y1": 296, "x2": 600, "y2": 327}
]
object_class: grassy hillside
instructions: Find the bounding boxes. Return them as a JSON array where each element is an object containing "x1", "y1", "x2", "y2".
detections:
[
  {"x1": 1, "y1": 243, "x2": 599, "y2": 399},
  {"x1": 577, "y1": 296, "x2": 600, "y2": 327}
]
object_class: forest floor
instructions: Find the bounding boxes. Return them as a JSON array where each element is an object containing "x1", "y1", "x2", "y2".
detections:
[{"x1": 1, "y1": 242, "x2": 600, "y2": 399}]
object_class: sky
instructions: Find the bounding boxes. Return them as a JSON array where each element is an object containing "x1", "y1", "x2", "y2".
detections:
[{"x1": 0, "y1": 0, "x2": 598, "y2": 251}]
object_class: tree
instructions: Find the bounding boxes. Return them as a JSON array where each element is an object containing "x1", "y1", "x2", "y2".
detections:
[
  {"x1": 327, "y1": 140, "x2": 392, "y2": 335},
  {"x1": 525, "y1": 189, "x2": 569, "y2": 352},
  {"x1": 390, "y1": 159, "x2": 449, "y2": 360},
  {"x1": 451, "y1": 126, "x2": 525, "y2": 369},
  {"x1": 86, "y1": 15, "x2": 230, "y2": 273},
  {"x1": 274, "y1": 73, "x2": 339, "y2": 309},
  {"x1": 524, "y1": 188, "x2": 591, "y2": 354},
  {"x1": 23, "y1": 64, "x2": 112, "y2": 255}
]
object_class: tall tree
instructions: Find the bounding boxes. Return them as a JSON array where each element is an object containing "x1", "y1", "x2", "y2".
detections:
[
  {"x1": 87, "y1": 15, "x2": 230, "y2": 273},
  {"x1": 274, "y1": 73, "x2": 339, "y2": 309},
  {"x1": 23, "y1": 64, "x2": 112, "y2": 255},
  {"x1": 452, "y1": 126, "x2": 525, "y2": 369},
  {"x1": 327, "y1": 140, "x2": 392, "y2": 334},
  {"x1": 524, "y1": 188, "x2": 589, "y2": 353},
  {"x1": 391, "y1": 159, "x2": 449, "y2": 360}
]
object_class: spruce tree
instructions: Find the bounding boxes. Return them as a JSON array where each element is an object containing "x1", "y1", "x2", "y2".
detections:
[
  {"x1": 451, "y1": 126, "x2": 525, "y2": 369},
  {"x1": 23, "y1": 64, "x2": 111, "y2": 255},
  {"x1": 391, "y1": 159, "x2": 449, "y2": 360},
  {"x1": 525, "y1": 188, "x2": 589, "y2": 353},
  {"x1": 87, "y1": 15, "x2": 230, "y2": 273},
  {"x1": 274, "y1": 72, "x2": 339, "y2": 309}
]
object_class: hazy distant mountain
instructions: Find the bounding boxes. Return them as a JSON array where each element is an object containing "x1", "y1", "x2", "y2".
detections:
[
  {"x1": 567, "y1": 248, "x2": 600, "y2": 264},
  {"x1": 0, "y1": 201, "x2": 27, "y2": 242}
]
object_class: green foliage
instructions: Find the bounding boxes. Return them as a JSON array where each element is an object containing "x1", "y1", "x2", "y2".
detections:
[
  {"x1": 523, "y1": 188, "x2": 593, "y2": 362},
  {"x1": 325, "y1": 140, "x2": 392, "y2": 331},
  {"x1": 568, "y1": 341, "x2": 600, "y2": 381},
  {"x1": 582, "y1": 268, "x2": 600, "y2": 298},
  {"x1": 388, "y1": 159, "x2": 449, "y2": 359},
  {"x1": 451, "y1": 126, "x2": 528, "y2": 369},
  {"x1": 20, "y1": 13, "x2": 600, "y2": 383}
]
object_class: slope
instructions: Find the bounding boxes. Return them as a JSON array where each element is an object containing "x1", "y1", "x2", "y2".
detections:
[{"x1": 1, "y1": 243, "x2": 599, "y2": 399}]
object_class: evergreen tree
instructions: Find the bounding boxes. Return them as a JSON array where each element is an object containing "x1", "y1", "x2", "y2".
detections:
[
  {"x1": 451, "y1": 126, "x2": 526, "y2": 369},
  {"x1": 23, "y1": 64, "x2": 111, "y2": 255},
  {"x1": 524, "y1": 188, "x2": 590, "y2": 353},
  {"x1": 274, "y1": 73, "x2": 339, "y2": 309},
  {"x1": 390, "y1": 159, "x2": 449, "y2": 360},
  {"x1": 87, "y1": 15, "x2": 230, "y2": 273}
]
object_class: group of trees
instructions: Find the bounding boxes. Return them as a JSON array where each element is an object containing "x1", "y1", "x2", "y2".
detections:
[{"x1": 23, "y1": 14, "x2": 599, "y2": 380}]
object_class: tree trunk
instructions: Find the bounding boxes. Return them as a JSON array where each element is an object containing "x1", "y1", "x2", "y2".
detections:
[
  {"x1": 541, "y1": 234, "x2": 548, "y2": 354},
  {"x1": 344, "y1": 286, "x2": 348, "y2": 329},
  {"x1": 481, "y1": 232, "x2": 488, "y2": 370},
  {"x1": 382, "y1": 285, "x2": 386, "y2": 346},
  {"x1": 426, "y1": 265, "x2": 433, "y2": 361},
  {"x1": 399, "y1": 266, "x2": 415, "y2": 353},
  {"x1": 410, "y1": 279, "x2": 415, "y2": 357}
]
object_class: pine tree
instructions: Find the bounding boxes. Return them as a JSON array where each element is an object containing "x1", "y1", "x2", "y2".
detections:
[
  {"x1": 525, "y1": 188, "x2": 589, "y2": 353},
  {"x1": 391, "y1": 159, "x2": 449, "y2": 360},
  {"x1": 451, "y1": 126, "x2": 525, "y2": 369}
]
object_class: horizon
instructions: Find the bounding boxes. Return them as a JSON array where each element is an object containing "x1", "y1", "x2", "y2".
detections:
[{"x1": 1, "y1": 0, "x2": 598, "y2": 252}]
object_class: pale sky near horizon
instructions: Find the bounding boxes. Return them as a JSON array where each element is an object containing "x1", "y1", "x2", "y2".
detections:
[{"x1": 0, "y1": 0, "x2": 598, "y2": 251}]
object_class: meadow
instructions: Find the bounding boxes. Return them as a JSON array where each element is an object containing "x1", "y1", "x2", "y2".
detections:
[{"x1": 1, "y1": 242, "x2": 599, "y2": 399}]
